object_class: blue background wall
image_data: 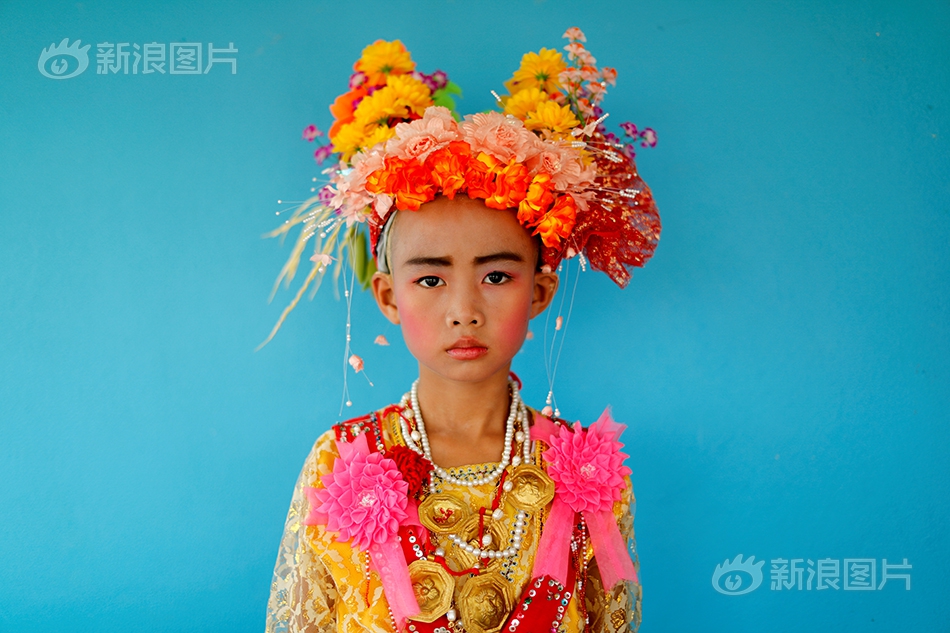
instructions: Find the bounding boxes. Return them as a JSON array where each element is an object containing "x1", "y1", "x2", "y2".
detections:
[{"x1": 1, "y1": 0, "x2": 947, "y2": 630}]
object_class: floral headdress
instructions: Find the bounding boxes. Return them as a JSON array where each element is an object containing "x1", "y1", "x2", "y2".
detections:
[{"x1": 262, "y1": 28, "x2": 660, "y2": 346}]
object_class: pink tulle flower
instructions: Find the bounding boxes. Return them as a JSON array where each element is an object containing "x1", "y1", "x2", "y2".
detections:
[
  {"x1": 306, "y1": 446, "x2": 409, "y2": 550},
  {"x1": 460, "y1": 111, "x2": 538, "y2": 164},
  {"x1": 542, "y1": 414, "x2": 631, "y2": 514},
  {"x1": 348, "y1": 354, "x2": 364, "y2": 372},
  {"x1": 387, "y1": 106, "x2": 460, "y2": 162}
]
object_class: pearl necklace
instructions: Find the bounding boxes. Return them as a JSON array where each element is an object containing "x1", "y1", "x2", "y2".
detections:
[{"x1": 400, "y1": 378, "x2": 532, "y2": 487}]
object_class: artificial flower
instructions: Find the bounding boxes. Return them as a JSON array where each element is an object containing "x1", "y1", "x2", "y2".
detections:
[
  {"x1": 348, "y1": 354, "x2": 364, "y2": 372},
  {"x1": 483, "y1": 159, "x2": 529, "y2": 210},
  {"x1": 425, "y1": 140, "x2": 471, "y2": 199},
  {"x1": 366, "y1": 156, "x2": 436, "y2": 212},
  {"x1": 374, "y1": 334, "x2": 390, "y2": 346},
  {"x1": 563, "y1": 26, "x2": 586, "y2": 42},
  {"x1": 387, "y1": 106, "x2": 460, "y2": 162},
  {"x1": 460, "y1": 111, "x2": 537, "y2": 163},
  {"x1": 331, "y1": 121, "x2": 372, "y2": 161},
  {"x1": 541, "y1": 411, "x2": 631, "y2": 513},
  {"x1": 302, "y1": 124, "x2": 322, "y2": 141},
  {"x1": 517, "y1": 173, "x2": 555, "y2": 226},
  {"x1": 328, "y1": 86, "x2": 369, "y2": 139},
  {"x1": 505, "y1": 47, "x2": 566, "y2": 95},
  {"x1": 384, "y1": 73, "x2": 433, "y2": 117},
  {"x1": 503, "y1": 87, "x2": 551, "y2": 120},
  {"x1": 353, "y1": 87, "x2": 409, "y2": 128},
  {"x1": 361, "y1": 124, "x2": 397, "y2": 153},
  {"x1": 305, "y1": 445, "x2": 409, "y2": 549},
  {"x1": 524, "y1": 100, "x2": 580, "y2": 135},
  {"x1": 354, "y1": 39, "x2": 415, "y2": 87},
  {"x1": 533, "y1": 194, "x2": 577, "y2": 248},
  {"x1": 313, "y1": 145, "x2": 334, "y2": 164},
  {"x1": 383, "y1": 445, "x2": 432, "y2": 499}
]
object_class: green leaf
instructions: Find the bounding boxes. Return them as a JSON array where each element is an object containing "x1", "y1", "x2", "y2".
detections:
[
  {"x1": 432, "y1": 81, "x2": 464, "y2": 119},
  {"x1": 349, "y1": 228, "x2": 377, "y2": 290}
]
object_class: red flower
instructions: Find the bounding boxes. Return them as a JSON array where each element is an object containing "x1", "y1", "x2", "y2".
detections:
[{"x1": 384, "y1": 445, "x2": 432, "y2": 499}]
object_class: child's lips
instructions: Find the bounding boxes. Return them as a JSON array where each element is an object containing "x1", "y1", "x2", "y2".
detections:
[{"x1": 447, "y1": 337, "x2": 488, "y2": 360}]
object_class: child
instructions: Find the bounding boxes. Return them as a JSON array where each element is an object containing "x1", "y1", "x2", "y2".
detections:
[{"x1": 265, "y1": 29, "x2": 659, "y2": 633}]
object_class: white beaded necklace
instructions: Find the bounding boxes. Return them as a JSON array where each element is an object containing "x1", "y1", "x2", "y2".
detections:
[{"x1": 400, "y1": 378, "x2": 532, "y2": 487}]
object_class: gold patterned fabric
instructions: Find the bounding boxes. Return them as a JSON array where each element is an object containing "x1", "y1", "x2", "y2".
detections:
[{"x1": 265, "y1": 407, "x2": 641, "y2": 632}]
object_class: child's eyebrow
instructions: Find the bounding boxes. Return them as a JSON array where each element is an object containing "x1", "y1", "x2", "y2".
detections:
[
  {"x1": 404, "y1": 255, "x2": 453, "y2": 267},
  {"x1": 473, "y1": 251, "x2": 525, "y2": 266}
]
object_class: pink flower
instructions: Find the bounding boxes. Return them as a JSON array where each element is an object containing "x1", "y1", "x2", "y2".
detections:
[
  {"x1": 526, "y1": 143, "x2": 592, "y2": 191},
  {"x1": 640, "y1": 127, "x2": 658, "y2": 148},
  {"x1": 349, "y1": 71, "x2": 366, "y2": 89},
  {"x1": 460, "y1": 111, "x2": 538, "y2": 164},
  {"x1": 310, "y1": 253, "x2": 334, "y2": 268},
  {"x1": 348, "y1": 354, "x2": 364, "y2": 372},
  {"x1": 563, "y1": 27, "x2": 587, "y2": 42},
  {"x1": 303, "y1": 124, "x2": 322, "y2": 141},
  {"x1": 306, "y1": 445, "x2": 409, "y2": 550},
  {"x1": 619, "y1": 122, "x2": 638, "y2": 139},
  {"x1": 374, "y1": 334, "x2": 390, "y2": 346},
  {"x1": 542, "y1": 411, "x2": 631, "y2": 514},
  {"x1": 600, "y1": 67, "x2": 617, "y2": 86},
  {"x1": 314, "y1": 145, "x2": 334, "y2": 164},
  {"x1": 387, "y1": 106, "x2": 460, "y2": 162}
]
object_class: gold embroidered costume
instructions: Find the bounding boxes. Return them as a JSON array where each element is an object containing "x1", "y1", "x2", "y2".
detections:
[{"x1": 265, "y1": 406, "x2": 641, "y2": 632}]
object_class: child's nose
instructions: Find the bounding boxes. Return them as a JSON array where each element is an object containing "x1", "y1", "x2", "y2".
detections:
[{"x1": 446, "y1": 285, "x2": 484, "y2": 326}]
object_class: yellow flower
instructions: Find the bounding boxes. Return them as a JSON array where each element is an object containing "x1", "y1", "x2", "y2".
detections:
[
  {"x1": 503, "y1": 87, "x2": 550, "y2": 120},
  {"x1": 354, "y1": 40, "x2": 415, "y2": 86},
  {"x1": 504, "y1": 48, "x2": 566, "y2": 95},
  {"x1": 385, "y1": 74, "x2": 433, "y2": 116},
  {"x1": 352, "y1": 86, "x2": 408, "y2": 127},
  {"x1": 362, "y1": 124, "x2": 397, "y2": 152},
  {"x1": 524, "y1": 100, "x2": 580, "y2": 135},
  {"x1": 331, "y1": 121, "x2": 371, "y2": 161}
]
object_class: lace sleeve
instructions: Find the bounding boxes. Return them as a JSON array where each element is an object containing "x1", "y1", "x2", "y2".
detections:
[
  {"x1": 265, "y1": 436, "x2": 339, "y2": 633},
  {"x1": 584, "y1": 476, "x2": 642, "y2": 632}
]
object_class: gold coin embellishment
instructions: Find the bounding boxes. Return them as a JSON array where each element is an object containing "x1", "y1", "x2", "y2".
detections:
[
  {"x1": 407, "y1": 560, "x2": 454, "y2": 623},
  {"x1": 450, "y1": 515, "x2": 508, "y2": 572},
  {"x1": 505, "y1": 465, "x2": 555, "y2": 512},
  {"x1": 457, "y1": 572, "x2": 515, "y2": 633},
  {"x1": 419, "y1": 493, "x2": 472, "y2": 534}
]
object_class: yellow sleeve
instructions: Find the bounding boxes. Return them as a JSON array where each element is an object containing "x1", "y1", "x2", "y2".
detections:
[
  {"x1": 265, "y1": 431, "x2": 340, "y2": 633},
  {"x1": 584, "y1": 475, "x2": 642, "y2": 632}
]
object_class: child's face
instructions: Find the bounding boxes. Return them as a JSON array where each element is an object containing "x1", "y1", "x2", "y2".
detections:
[{"x1": 371, "y1": 196, "x2": 558, "y2": 385}]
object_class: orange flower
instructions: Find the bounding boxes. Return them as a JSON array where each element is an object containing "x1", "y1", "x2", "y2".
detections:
[
  {"x1": 484, "y1": 159, "x2": 529, "y2": 210},
  {"x1": 464, "y1": 152, "x2": 502, "y2": 200},
  {"x1": 329, "y1": 86, "x2": 369, "y2": 139},
  {"x1": 365, "y1": 156, "x2": 435, "y2": 212},
  {"x1": 517, "y1": 173, "x2": 555, "y2": 227},
  {"x1": 425, "y1": 141, "x2": 471, "y2": 199},
  {"x1": 533, "y1": 194, "x2": 577, "y2": 248}
]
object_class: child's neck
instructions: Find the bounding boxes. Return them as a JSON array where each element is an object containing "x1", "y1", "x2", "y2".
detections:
[{"x1": 414, "y1": 367, "x2": 513, "y2": 468}]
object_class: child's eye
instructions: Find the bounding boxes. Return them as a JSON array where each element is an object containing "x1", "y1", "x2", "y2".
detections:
[
  {"x1": 484, "y1": 271, "x2": 512, "y2": 285},
  {"x1": 416, "y1": 276, "x2": 445, "y2": 288}
]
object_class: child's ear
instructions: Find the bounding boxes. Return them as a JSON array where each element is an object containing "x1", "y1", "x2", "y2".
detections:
[
  {"x1": 529, "y1": 271, "x2": 559, "y2": 319},
  {"x1": 371, "y1": 272, "x2": 401, "y2": 324}
]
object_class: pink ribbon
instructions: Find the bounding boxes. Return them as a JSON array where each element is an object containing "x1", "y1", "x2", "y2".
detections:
[{"x1": 531, "y1": 410, "x2": 638, "y2": 589}]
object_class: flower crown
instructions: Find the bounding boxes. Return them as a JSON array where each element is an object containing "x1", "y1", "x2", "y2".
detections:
[{"x1": 262, "y1": 28, "x2": 660, "y2": 346}]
